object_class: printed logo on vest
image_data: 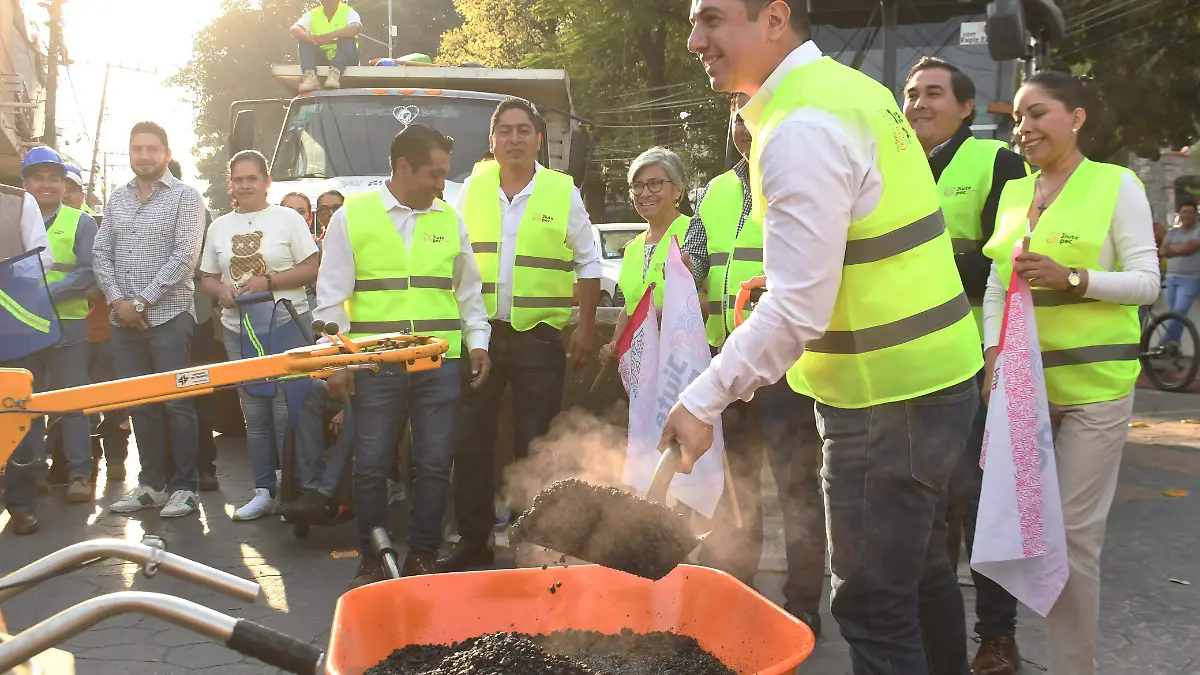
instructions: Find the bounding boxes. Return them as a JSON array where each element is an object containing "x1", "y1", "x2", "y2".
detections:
[
  {"x1": 424, "y1": 233, "x2": 446, "y2": 244},
  {"x1": 883, "y1": 109, "x2": 913, "y2": 152},
  {"x1": 1046, "y1": 232, "x2": 1079, "y2": 245},
  {"x1": 943, "y1": 186, "x2": 978, "y2": 198},
  {"x1": 536, "y1": 213, "x2": 555, "y2": 224}
]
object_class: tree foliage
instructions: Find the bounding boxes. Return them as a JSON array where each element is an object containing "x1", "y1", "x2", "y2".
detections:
[
  {"x1": 438, "y1": 0, "x2": 554, "y2": 68},
  {"x1": 1050, "y1": 0, "x2": 1199, "y2": 161},
  {"x1": 171, "y1": 0, "x2": 459, "y2": 209}
]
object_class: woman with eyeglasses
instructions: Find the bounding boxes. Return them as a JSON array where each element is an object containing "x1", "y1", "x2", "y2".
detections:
[
  {"x1": 599, "y1": 146, "x2": 689, "y2": 363},
  {"x1": 314, "y1": 190, "x2": 345, "y2": 240}
]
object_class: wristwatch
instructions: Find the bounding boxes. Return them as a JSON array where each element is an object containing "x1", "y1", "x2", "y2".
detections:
[
  {"x1": 1067, "y1": 268, "x2": 1081, "y2": 289},
  {"x1": 133, "y1": 298, "x2": 146, "y2": 313}
]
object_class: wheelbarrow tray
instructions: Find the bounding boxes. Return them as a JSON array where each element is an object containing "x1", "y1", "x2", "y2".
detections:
[{"x1": 327, "y1": 563, "x2": 814, "y2": 675}]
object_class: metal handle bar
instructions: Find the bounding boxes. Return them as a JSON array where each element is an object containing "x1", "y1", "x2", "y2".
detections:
[
  {"x1": 0, "y1": 537, "x2": 259, "y2": 605},
  {"x1": 0, "y1": 592, "x2": 323, "y2": 674}
]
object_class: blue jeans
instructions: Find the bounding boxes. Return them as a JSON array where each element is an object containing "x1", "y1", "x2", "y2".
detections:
[
  {"x1": 110, "y1": 313, "x2": 198, "y2": 493},
  {"x1": 3, "y1": 355, "x2": 46, "y2": 515},
  {"x1": 295, "y1": 378, "x2": 354, "y2": 496},
  {"x1": 298, "y1": 38, "x2": 359, "y2": 72},
  {"x1": 41, "y1": 320, "x2": 92, "y2": 480},
  {"x1": 1163, "y1": 275, "x2": 1200, "y2": 343},
  {"x1": 223, "y1": 327, "x2": 294, "y2": 491},
  {"x1": 818, "y1": 377, "x2": 978, "y2": 675},
  {"x1": 352, "y1": 361, "x2": 460, "y2": 555},
  {"x1": 88, "y1": 339, "x2": 130, "y2": 465}
]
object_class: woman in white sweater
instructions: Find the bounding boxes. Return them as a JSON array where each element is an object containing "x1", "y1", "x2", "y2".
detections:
[{"x1": 980, "y1": 71, "x2": 1159, "y2": 675}]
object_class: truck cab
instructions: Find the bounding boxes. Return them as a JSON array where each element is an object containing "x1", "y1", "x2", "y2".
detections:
[{"x1": 230, "y1": 63, "x2": 588, "y2": 210}]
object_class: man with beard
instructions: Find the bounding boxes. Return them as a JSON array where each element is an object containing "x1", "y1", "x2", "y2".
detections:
[{"x1": 93, "y1": 122, "x2": 206, "y2": 519}]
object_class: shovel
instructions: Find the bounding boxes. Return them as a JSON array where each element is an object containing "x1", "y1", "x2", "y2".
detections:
[{"x1": 510, "y1": 445, "x2": 707, "y2": 581}]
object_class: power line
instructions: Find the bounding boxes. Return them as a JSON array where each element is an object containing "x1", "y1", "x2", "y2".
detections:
[
  {"x1": 1056, "y1": 1, "x2": 1190, "y2": 59},
  {"x1": 64, "y1": 65, "x2": 92, "y2": 150}
]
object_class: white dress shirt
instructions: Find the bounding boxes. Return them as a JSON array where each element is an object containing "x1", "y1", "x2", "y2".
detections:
[
  {"x1": 454, "y1": 163, "x2": 601, "y2": 322},
  {"x1": 681, "y1": 41, "x2": 884, "y2": 425},
  {"x1": 313, "y1": 183, "x2": 491, "y2": 352},
  {"x1": 22, "y1": 193, "x2": 54, "y2": 268},
  {"x1": 981, "y1": 171, "x2": 1160, "y2": 349}
]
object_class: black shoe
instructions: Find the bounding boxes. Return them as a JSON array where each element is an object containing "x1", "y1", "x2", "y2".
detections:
[
  {"x1": 350, "y1": 558, "x2": 386, "y2": 589},
  {"x1": 10, "y1": 511, "x2": 39, "y2": 535},
  {"x1": 436, "y1": 540, "x2": 494, "y2": 572},
  {"x1": 793, "y1": 611, "x2": 821, "y2": 640},
  {"x1": 282, "y1": 488, "x2": 329, "y2": 522},
  {"x1": 402, "y1": 550, "x2": 438, "y2": 577}
]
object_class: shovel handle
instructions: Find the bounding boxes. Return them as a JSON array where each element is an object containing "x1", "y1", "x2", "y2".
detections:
[{"x1": 647, "y1": 444, "x2": 682, "y2": 504}]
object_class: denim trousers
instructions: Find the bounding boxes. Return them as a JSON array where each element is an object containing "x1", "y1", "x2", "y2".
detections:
[
  {"x1": 818, "y1": 377, "x2": 978, "y2": 675},
  {"x1": 298, "y1": 38, "x2": 359, "y2": 72},
  {"x1": 110, "y1": 313, "x2": 198, "y2": 493},
  {"x1": 88, "y1": 339, "x2": 130, "y2": 465},
  {"x1": 452, "y1": 323, "x2": 566, "y2": 546},
  {"x1": 1163, "y1": 275, "x2": 1200, "y2": 343},
  {"x1": 351, "y1": 361, "x2": 461, "y2": 554},
  {"x1": 295, "y1": 378, "x2": 354, "y2": 496}
]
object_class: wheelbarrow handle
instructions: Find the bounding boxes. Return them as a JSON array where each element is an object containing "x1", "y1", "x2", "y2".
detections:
[
  {"x1": 732, "y1": 285, "x2": 766, "y2": 328},
  {"x1": 647, "y1": 444, "x2": 682, "y2": 504},
  {"x1": 228, "y1": 619, "x2": 325, "y2": 675}
]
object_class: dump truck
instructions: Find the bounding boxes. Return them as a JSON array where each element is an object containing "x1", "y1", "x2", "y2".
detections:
[{"x1": 228, "y1": 62, "x2": 589, "y2": 208}]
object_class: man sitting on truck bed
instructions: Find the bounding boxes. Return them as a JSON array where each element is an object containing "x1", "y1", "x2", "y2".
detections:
[{"x1": 291, "y1": 0, "x2": 361, "y2": 93}]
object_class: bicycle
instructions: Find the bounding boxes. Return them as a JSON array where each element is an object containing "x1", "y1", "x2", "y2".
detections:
[{"x1": 1138, "y1": 304, "x2": 1200, "y2": 392}]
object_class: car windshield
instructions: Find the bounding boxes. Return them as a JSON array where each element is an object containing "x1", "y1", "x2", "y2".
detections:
[
  {"x1": 272, "y1": 95, "x2": 497, "y2": 182},
  {"x1": 599, "y1": 230, "x2": 643, "y2": 260}
]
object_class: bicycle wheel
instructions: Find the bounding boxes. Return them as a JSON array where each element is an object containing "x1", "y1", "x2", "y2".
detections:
[{"x1": 1140, "y1": 310, "x2": 1200, "y2": 392}]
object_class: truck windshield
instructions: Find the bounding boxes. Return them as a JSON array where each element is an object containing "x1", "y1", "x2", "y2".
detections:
[{"x1": 272, "y1": 95, "x2": 496, "y2": 182}]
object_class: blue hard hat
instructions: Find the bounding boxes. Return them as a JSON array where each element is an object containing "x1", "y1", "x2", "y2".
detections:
[
  {"x1": 64, "y1": 163, "x2": 84, "y2": 186},
  {"x1": 21, "y1": 146, "x2": 65, "y2": 177}
]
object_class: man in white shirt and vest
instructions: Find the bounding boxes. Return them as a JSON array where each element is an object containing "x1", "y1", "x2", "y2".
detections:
[
  {"x1": 315, "y1": 124, "x2": 492, "y2": 587},
  {"x1": 682, "y1": 93, "x2": 825, "y2": 636},
  {"x1": 439, "y1": 97, "x2": 602, "y2": 572},
  {"x1": 905, "y1": 57, "x2": 1030, "y2": 675},
  {"x1": 663, "y1": 2, "x2": 983, "y2": 673},
  {"x1": 291, "y1": 0, "x2": 362, "y2": 92}
]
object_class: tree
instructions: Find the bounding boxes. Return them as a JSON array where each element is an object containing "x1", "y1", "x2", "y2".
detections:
[
  {"x1": 172, "y1": 0, "x2": 459, "y2": 209},
  {"x1": 1049, "y1": 0, "x2": 1199, "y2": 162},
  {"x1": 438, "y1": 0, "x2": 554, "y2": 67}
]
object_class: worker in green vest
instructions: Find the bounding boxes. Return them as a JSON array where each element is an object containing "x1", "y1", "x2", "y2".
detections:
[
  {"x1": 440, "y1": 97, "x2": 602, "y2": 572},
  {"x1": 679, "y1": 92, "x2": 825, "y2": 637},
  {"x1": 62, "y1": 163, "x2": 99, "y2": 219},
  {"x1": 903, "y1": 56, "x2": 1030, "y2": 675},
  {"x1": 314, "y1": 124, "x2": 491, "y2": 587},
  {"x1": 20, "y1": 147, "x2": 99, "y2": 508},
  {"x1": 663, "y1": 2, "x2": 982, "y2": 672},
  {"x1": 291, "y1": 0, "x2": 362, "y2": 92}
]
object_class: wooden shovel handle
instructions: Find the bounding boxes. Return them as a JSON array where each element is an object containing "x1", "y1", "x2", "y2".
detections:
[{"x1": 648, "y1": 444, "x2": 682, "y2": 504}]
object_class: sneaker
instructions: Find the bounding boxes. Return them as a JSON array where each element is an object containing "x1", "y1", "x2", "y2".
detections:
[
  {"x1": 232, "y1": 488, "x2": 275, "y2": 521},
  {"x1": 198, "y1": 471, "x2": 219, "y2": 492},
  {"x1": 109, "y1": 485, "x2": 167, "y2": 513},
  {"x1": 66, "y1": 477, "x2": 93, "y2": 503},
  {"x1": 325, "y1": 67, "x2": 342, "y2": 89},
  {"x1": 160, "y1": 490, "x2": 199, "y2": 518},
  {"x1": 298, "y1": 69, "x2": 320, "y2": 93}
]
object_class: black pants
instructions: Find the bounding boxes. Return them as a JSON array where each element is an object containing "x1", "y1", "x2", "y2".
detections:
[
  {"x1": 451, "y1": 321, "x2": 566, "y2": 547},
  {"x1": 165, "y1": 319, "x2": 219, "y2": 479}
]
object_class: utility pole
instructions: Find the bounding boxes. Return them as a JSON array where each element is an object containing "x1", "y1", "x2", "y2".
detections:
[
  {"x1": 388, "y1": 0, "x2": 394, "y2": 59},
  {"x1": 43, "y1": 0, "x2": 65, "y2": 149},
  {"x1": 86, "y1": 64, "x2": 110, "y2": 201}
]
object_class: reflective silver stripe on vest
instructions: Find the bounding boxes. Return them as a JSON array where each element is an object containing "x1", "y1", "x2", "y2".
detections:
[
  {"x1": 412, "y1": 319, "x2": 463, "y2": 333},
  {"x1": 843, "y1": 211, "x2": 945, "y2": 266},
  {"x1": 350, "y1": 320, "x2": 411, "y2": 334},
  {"x1": 410, "y1": 276, "x2": 454, "y2": 290},
  {"x1": 708, "y1": 300, "x2": 723, "y2": 316},
  {"x1": 732, "y1": 248, "x2": 763, "y2": 262},
  {"x1": 1041, "y1": 343, "x2": 1139, "y2": 369},
  {"x1": 951, "y1": 238, "x2": 980, "y2": 254},
  {"x1": 514, "y1": 255, "x2": 574, "y2": 272},
  {"x1": 1030, "y1": 290, "x2": 1098, "y2": 307},
  {"x1": 512, "y1": 296, "x2": 574, "y2": 309},
  {"x1": 49, "y1": 263, "x2": 76, "y2": 273},
  {"x1": 472, "y1": 241, "x2": 499, "y2": 254},
  {"x1": 708, "y1": 252, "x2": 730, "y2": 266},
  {"x1": 806, "y1": 292, "x2": 971, "y2": 355},
  {"x1": 481, "y1": 282, "x2": 497, "y2": 294},
  {"x1": 354, "y1": 278, "x2": 408, "y2": 292}
]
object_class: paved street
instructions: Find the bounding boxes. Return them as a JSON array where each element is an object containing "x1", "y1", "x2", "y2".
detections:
[{"x1": 2, "y1": 389, "x2": 1199, "y2": 674}]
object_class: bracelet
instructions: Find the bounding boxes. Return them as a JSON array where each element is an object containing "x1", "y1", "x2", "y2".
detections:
[{"x1": 265, "y1": 273, "x2": 274, "y2": 291}]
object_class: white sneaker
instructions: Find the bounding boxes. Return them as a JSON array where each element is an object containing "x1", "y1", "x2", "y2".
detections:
[
  {"x1": 298, "y1": 70, "x2": 319, "y2": 93},
  {"x1": 324, "y1": 67, "x2": 342, "y2": 89},
  {"x1": 109, "y1": 485, "x2": 167, "y2": 513},
  {"x1": 160, "y1": 490, "x2": 199, "y2": 518},
  {"x1": 233, "y1": 488, "x2": 275, "y2": 521}
]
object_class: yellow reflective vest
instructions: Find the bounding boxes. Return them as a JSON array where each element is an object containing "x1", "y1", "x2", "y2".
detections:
[
  {"x1": 308, "y1": 2, "x2": 356, "y2": 62},
  {"x1": 45, "y1": 206, "x2": 88, "y2": 320},
  {"x1": 343, "y1": 191, "x2": 462, "y2": 358},
  {"x1": 618, "y1": 215, "x2": 690, "y2": 314},
  {"x1": 697, "y1": 169, "x2": 759, "y2": 348},
  {"x1": 462, "y1": 162, "x2": 576, "y2": 331},
  {"x1": 984, "y1": 159, "x2": 1142, "y2": 406},
  {"x1": 748, "y1": 57, "x2": 981, "y2": 408}
]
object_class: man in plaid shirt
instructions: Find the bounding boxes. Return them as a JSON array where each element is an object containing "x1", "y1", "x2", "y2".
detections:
[{"x1": 93, "y1": 122, "x2": 206, "y2": 518}]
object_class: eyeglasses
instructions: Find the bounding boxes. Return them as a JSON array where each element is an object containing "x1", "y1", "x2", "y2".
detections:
[
  {"x1": 630, "y1": 178, "x2": 671, "y2": 196},
  {"x1": 316, "y1": 204, "x2": 342, "y2": 216}
]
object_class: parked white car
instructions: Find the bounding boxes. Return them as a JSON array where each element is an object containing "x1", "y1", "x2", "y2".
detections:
[{"x1": 593, "y1": 223, "x2": 647, "y2": 307}]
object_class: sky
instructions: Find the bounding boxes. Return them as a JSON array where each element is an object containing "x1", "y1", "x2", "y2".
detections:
[{"x1": 22, "y1": 0, "x2": 227, "y2": 196}]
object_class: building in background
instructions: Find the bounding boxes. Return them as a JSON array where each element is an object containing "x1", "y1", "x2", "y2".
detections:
[{"x1": 0, "y1": 0, "x2": 44, "y2": 185}]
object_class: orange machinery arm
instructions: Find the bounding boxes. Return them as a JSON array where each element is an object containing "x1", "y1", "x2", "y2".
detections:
[{"x1": 0, "y1": 329, "x2": 449, "y2": 466}]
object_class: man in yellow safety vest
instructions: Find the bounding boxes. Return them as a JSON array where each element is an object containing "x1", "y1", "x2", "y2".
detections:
[
  {"x1": 20, "y1": 147, "x2": 99, "y2": 510},
  {"x1": 904, "y1": 56, "x2": 1030, "y2": 675},
  {"x1": 291, "y1": 0, "x2": 362, "y2": 92},
  {"x1": 663, "y1": 2, "x2": 983, "y2": 672},
  {"x1": 681, "y1": 92, "x2": 825, "y2": 637},
  {"x1": 315, "y1": 124, "x2": 491, "y2": 587},
  {"x1": 439, "y1": 97, "x2": 602, "y2": 572}
]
